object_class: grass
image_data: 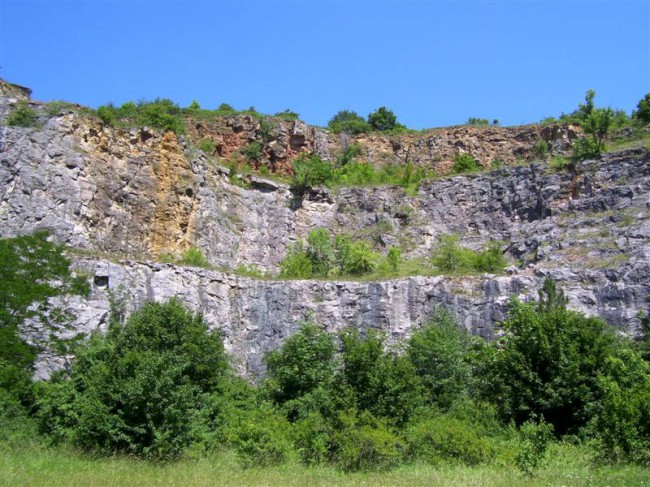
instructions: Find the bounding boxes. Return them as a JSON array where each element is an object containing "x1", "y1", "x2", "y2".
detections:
[{"x1": 1, "y1": 443, "x2": 648, "y2": 487}]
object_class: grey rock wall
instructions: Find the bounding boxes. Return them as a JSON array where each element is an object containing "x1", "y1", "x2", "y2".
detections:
[{"x1": 2, "y1": 95, "x2": 649, "y2": 379}]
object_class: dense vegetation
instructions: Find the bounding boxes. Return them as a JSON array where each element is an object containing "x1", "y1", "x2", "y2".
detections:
[
  {"x1": 2, "y1": 231, "x2": 649, "y2": 477},
  {"x1": 279, "y1": 229, "x2": 507, "y2": 280}
]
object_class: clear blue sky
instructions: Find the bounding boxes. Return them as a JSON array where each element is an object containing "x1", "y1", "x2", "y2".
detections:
[{"x1": 1, "y1": 1, "x2": 648, "y2": 128}]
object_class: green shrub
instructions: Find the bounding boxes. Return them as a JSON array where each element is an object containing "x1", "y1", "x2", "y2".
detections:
[
  {"x1": 332, "y1": 411, "x2": 403, "y2": 471},
  {"x1": 335, "y1": 236, "x2": 379, "y2": 275},
  {"x1": 240, "y1": 142, "x2": 263, "y2": 164},
  {"x1": 7, "y1": 101, "x2": 38, "y2": 127},
  {"x1": 290, "y1": 155, "x2": 333, "y2": 195},
  {"x1": 532, "y1": 139, "x2": 549, "y2": 159},
  {"x1": 226, "y1": 407, "x2": 294, "y2": 467},
  {"x1": 367, "y1": 106, "x2": 400, "y2": 132},
  {"x1": 467, "y1": 118, "x2": 489, "y2": 126},
  {"x1": 431, "y1": 234, "x2": 475, "y2": 273},
  {"x1": 386, "y1": 245, "x2": 402, "y2": 273},
  {"x1": 474, "y1": 241, "x2": 506, "y2": 273},
  {"x1": 306, "y1": 229, "x2": 335, "y2": 277},
  {"x1": 477, "y1": 278, "x2": 620, "y2": 436},
  {"x1": 451, "y1": 154, "x2": 480, "y2": 174},
  {"x1": 36, "y1": 299, "x2": 230, "y2": 459},
  {"x1": 290, "y1": 411, "x2": 331, "y2": 465},
  {"x1": 96, "y1": 104, "x2": 117, "y2": 126},
  {"x1": 403, "y1": 415, "x2": 495, "y2": 466},
  {"x1": 96, "y1": 98, "x2": 185, "y2": 134},
  {"x1": 634, "y1": 93, "x2": 650, "y2": 124},
  {"x1": 431, "y1": 235, "x2": 505, "y2": 275},
  {"x1": 550, "y1": 155, "x2": 570, "y2": 171},
  {"x1": 407, "y1": 309, "x2": 474, "y2": 409},
  {"x1": 592, "y1": 349, "x2": 650, "y2": 465},
  {"x1": 180, "y1": 247, "x2": 209, "y2": 267},
  {"x1": 265, "y1": 320, "x2": 336, "y2": 405},
  {"x1": 515, "y1": 419, "x2": 554, "y2": 477},
  {"x1": 198, "y1": 139, "x2": 216, "y2": 153},
  {"x1": 274, "y1": 109, "x2": 299, "y2": 122},
  {"x1": 328, "y1": 110, "x2": 371, "y2": 135},
  {"x1": 338, "y1": 329, "x2": 424, "y2": 425},
  {"x1": 279, "y1": 241, "x2": 313, "y2": 278}
]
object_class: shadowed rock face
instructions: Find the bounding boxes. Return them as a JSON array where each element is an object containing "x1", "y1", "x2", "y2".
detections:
[{"x1": 2, "y1": 88, "x2": 649, "y2": 379}]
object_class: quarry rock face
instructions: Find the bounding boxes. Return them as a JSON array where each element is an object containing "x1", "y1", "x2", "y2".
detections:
[{"x1": 1, "y1": 86, "x2": 649, "y2": 378}]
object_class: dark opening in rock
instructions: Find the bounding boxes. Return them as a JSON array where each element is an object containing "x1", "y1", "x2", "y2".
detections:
[{"x1": 94, "y1": 275, "x2": 109, "y2": 288}]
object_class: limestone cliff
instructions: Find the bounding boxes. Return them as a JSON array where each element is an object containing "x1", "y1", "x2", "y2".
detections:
[{"x1": 1, "y1": 82, "x2": 649, "y2": 378}]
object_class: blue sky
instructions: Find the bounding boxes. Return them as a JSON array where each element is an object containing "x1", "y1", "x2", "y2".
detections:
[{"x1": 1, "y1": 1, "x2": 648, "y2": 128}]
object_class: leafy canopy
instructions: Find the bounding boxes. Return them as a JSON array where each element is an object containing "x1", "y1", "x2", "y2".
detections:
[{"x1": 37, "y1": 299, "x2": 229, "y2": 459}]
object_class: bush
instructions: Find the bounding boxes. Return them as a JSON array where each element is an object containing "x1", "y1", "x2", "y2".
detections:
[
  {"x1": 306, "y1": 228, "x2": 335, "y2": 277},
  {"x1": 290, "y1": 411, "x2": 331, "y2": 465},
  {"x1": 474, "y1": 241, "x2": 506, "y2": 273},
  {"x1": 225, "y1": 407, "x2": 294, "y2": 467},
  {"x1": 332, "y1": 411, "x2": 403, "y2": 471},
  {"x1": 451, "y1": 154, "x2": 480, "y2": 174},
  {"x1": 290, "y1": 155, "x2": 333, "y2": 195},
  {"x1": 335, "y1": 237, "x2": 379, "y2": 276},
  {"x1": 634, "y1": 93, "x2": 650, "y2": 124},
  {"x1": 338, "y1": 329, "x2": 424, "y2": 425},
  {"x1": 407, "y1": 309, "x2": 474, "y2": 409},
  {"x1": 7, "y1": 101, "x2": 38, "y2": 127},
  {"x1": 240, "y1": 142, "x2": 263, "y2": 164},
  {"x1": 431, "y1": 235, "x2": 505, "y2": 275},
  {"x1": 36, "y1": 299, "x2": 230, "y2": 459},
  {"x1": 386, "y1": 245, "x2": 401, "y2": 273},
  {"x1": 265, "y1": 320, "x2": 336, "y2": 405},
  {"x1": 198, "y1": 139, "x2": 216, "y2": 153},
  {"x1": 431, "y1": 234, "x2": 475, "y2": 273},
  {"x1": 515, "y1": 418, "x2": 554, "y2": 477},
  {"x1": 96, "y1": 98, "x2": 185, "y2": 134},
  {"x1": 478, "y1": 278, "x2": 620, "y2": 436},
  {"x1": 403, "y1": 415, "x2": 495, "y2": 466},
  {"x1": 279, "y1": 241, "x2": 313, "y2": 279},
  {"x1": 367, "y1": 106, "x2": 400, "y2": 132},
  {"x1": 328, "y1": 110, "x2": 371, "y2": 135},
  {"x1": 592, "y1": 349, "x2": 650, "y2": 465},
  {"x1": 467, "y1": 118, "x2": 489, "y2": 126},
  {"x1": 532, "y1": 139, "x2": 549, "y2": 159},
  {"x1": 180, "y1": 247, "x2": 209, "y2": 267}
]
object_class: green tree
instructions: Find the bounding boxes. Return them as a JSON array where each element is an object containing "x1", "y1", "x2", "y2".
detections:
[
  {"x1": 0, "y1": 232, "x2": 88, "y2": 401},
  {"x1": 406, "y1": 309, "x2": 474, "y2": 409},
  {"x1": 37, "y1": 299, "x2": 229, "y2": 459},
  {"x1": 328, "y1": 110, "x2": 371, "y2": 135},
  {"x1": 265, "y1": 320, "x2": 336, "y2": 405},
  {"x1": 367, "y1": 107, "x2": 399, "y2": 132},
  {"x1": 479, "y1": 278, "x2": 620, "y2": 435},
  {"x1": 634, "y1": 93, "x2": 650, "y2": 124},
  {"x1": 578, "y1": 89, "x2": 596, "y2": 120},
  {"x1": 338, "y1": 328, "x2": 424, "y2": 425},
  {"x1": 593, "y1": 348, "x2": 650, "y2": 464},
  {"x1": 306, "y1": 229, "x2": 335, "y2": 277},
  {"x1": 581, "y1": 107, "x2": 612, "y2": 157}
]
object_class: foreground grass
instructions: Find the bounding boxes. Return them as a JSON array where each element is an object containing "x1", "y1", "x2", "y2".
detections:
[{"x1": 1, "y1": 443, "x2": 648, "y2": 487}]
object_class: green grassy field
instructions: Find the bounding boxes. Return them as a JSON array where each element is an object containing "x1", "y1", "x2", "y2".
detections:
[{"x1": 1, "y1": 443, "x2": 648, "y2": 487}]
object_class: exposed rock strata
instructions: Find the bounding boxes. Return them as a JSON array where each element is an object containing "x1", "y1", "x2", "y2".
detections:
[{"x1": 1, "y1": 86, "x2": 649, "y2": 379}]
